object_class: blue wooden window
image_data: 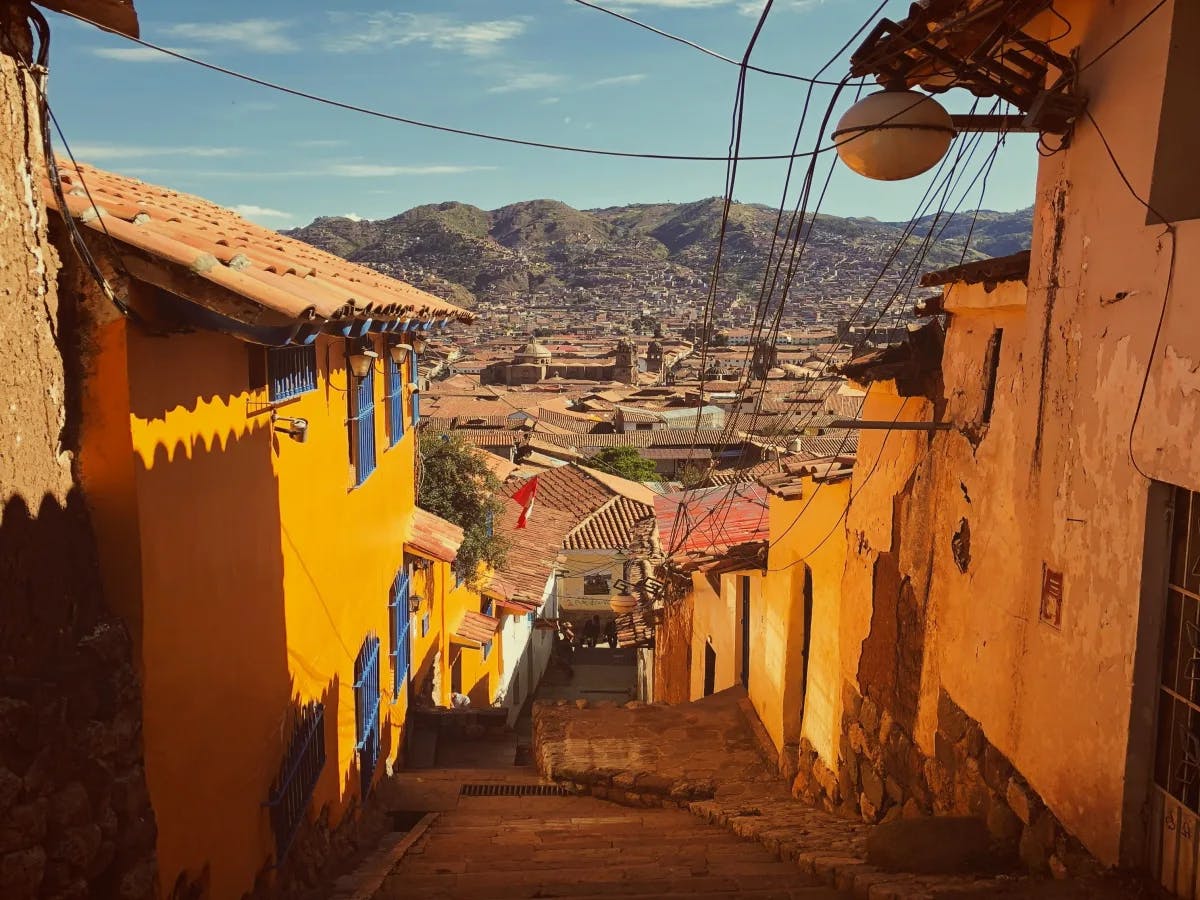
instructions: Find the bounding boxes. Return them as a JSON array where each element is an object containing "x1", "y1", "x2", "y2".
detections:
[
  {"x1": 482, "y1": 598, "x2": 495, "y2": 617},
  {"x1": 421, "y1": 611, "x2": 430, "y2": 638},
  {"x1": 350, "y1": 363, "x2": 377, "y2": 486},
  {"x1": 265, "y1": 701, "x2": 326, "y2": 864},
  {"x1": 385, "y1": 347, "x2": 405, "y2": 447},
  {"x1": 526, "y1": 611, "x2": 535, "y2": 626},
  {"x1": 482, "y1": 640, "x2": 493, "y2": 662},
  {"x1": 388, "y1": 571, "x2": 411, "y2": 701},
  {"x1": 353, "y1": 634, "x2": 381, "y2": 798},
  {"x1": 267, "y1": 345, "x2": 317, "y2": 402},
  {"x1": 411, "y1": 351, "x2": 420, "y2": 427}
]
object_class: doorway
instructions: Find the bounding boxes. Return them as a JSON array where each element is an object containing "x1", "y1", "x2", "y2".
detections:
[
  {"x1": 1148, "y1": 485, "x2": 1200, "y2": 896},
  {"x1": 800, "y1": 565, "x2": 814, "y2": 714},
  {"x1": 740, "y1": 575, "x2": 751, "y2": 689},
  {"x1": 451, "y1": 651, "x2": 463, "y2": 696},
  {"x1": 703, "y1": 640, "x2": 716, "y2": 697}
]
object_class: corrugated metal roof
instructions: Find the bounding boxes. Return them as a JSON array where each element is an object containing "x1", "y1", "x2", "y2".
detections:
[{"x1": 654, "y1": 484, "x2": 770, "y2": 556}]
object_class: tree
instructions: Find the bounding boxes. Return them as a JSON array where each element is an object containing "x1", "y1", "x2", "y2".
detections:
[
  {"x1": 587, "y1": 446, "x2": 659, "y2": 482},
  {"x1": 418, "y1": 433, "x2": 509, "y2": 586}
]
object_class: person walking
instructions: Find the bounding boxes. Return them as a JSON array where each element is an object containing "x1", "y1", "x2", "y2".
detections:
[{"x1": 605, "y1": 619, "x2": 618, "y2": 649}]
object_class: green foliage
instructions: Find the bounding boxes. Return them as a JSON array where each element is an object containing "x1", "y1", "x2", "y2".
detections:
[
  {"x1": 588, "y1": 446, "x2": 659, "y2": 483},
  {"x1": 418, "y1": 433, "x2": 509, "y2": 587}
]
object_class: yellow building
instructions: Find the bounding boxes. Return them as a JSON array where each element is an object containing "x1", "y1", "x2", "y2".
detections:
[
  {"x1": 51, "y1": 161, "x2": 471, "y2": 898},
  {"x1": 757, "y1": 460, "x2": 853, "y2": 768}
]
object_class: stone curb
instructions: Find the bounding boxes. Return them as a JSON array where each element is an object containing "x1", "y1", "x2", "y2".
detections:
[
  {"x1": 546, "y1": 773, "x2": 1039, "y2": 899},
  {"x1": 328, "y1": 812, "x2": 439, "y2": 899}
]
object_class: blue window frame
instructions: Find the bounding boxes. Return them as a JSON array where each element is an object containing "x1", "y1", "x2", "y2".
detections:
[
  {"x1": 350, "y1": 361, "x2": 377, "y2": 486},
  {"x1": 265, "y1": 701, "x2": 326, "y2": 864},
  {"x1": 482, "y1": 640, "x2": 493, "y2": 662},
  {"x1": 267, "y1": 345, "x2": 317, "y2": 402},
  {"x1": 353, "y1": 634, "x2": 381, "y2": 798},
  {"x1": 411, "y1": 351, "x2": 420, "y2": 427},
  {"x1": 526, "y1": 611, "x2": 535, "y2": 626},
  {"x1": 388, "y1": 570, "x2": 411, "y2": 701},
  {"x1": 385, "y1": 346, "x2": 405, "y2": 447}
]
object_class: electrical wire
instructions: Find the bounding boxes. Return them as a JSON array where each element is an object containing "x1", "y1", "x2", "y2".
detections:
[
  {"x1": 1081, "y1": 107, "x2": 1177, "y2": 481},
  {"x1": 1078, "y1": 0, "x2": 1169, "y2": 74},
  {"x1": 52, "y1": 8, "x2": 869, "y2": 165}
]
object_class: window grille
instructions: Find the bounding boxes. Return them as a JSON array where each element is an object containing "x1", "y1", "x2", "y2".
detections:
[
  {"x1": 584, "y1": 574, "x2": 611, "y2": 596},
  {"x1": 264, "y1": 701, "x2": 326, "y2": 864},
  {"x1": 385, "y1": 347, "x2": 405, "y2": 447},
  {"x1": 411, "y1": 351, "x2": 421, "y2": 427},
  {"x1": 389, "y1": 570, "x2": 412, "y2": 701},
  {"x1": 350, "y1": 363, "x2": 377, "y2": 486},
  {"x1": 421, "y1": 611, "x2": 431, "y2": 638},
  {"x1": 353, "y1": 634, "x2": 381, "y2": 798},
  {"x1": 267, "y1": 345, "x2": 318, "y2": 402}
]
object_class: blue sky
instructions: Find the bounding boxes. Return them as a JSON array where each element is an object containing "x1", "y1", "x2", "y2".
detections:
[{"x1": 44, "y1": 0, "x2": 1039, "y2": 228}]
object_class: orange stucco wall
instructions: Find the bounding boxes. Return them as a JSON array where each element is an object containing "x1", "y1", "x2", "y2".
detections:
[
  {"x1": 760, "y1": 476, "x2": 851, "y2": 764},
  {"x1": 80, "y1": 323, "x2": 421, "y2": 899}
]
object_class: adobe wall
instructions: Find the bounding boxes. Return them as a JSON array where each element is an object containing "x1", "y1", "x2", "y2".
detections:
[{"x1": 0, "y1": 7, "x2": 157, "y2": 898}]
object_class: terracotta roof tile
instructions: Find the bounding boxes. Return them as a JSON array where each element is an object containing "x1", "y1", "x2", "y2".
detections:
[
  {"x1": 486, "y1": 497, "x2": 576, "y2": 604},
  {"x1": 406, "y1": 508, "x2": 465, "y2": 563},
  {"x1": 565, "y1": 496, "x2": 655, "y2": 551},
  {"x1": 454, "y1": 611, "x2": 499, "y2": 646},
  {"x1": 48, "y1": 161, "x2": 471, "y2": 334},
  {"x1": 507, "y1": 466, "x2": 612, "y2": 521}
]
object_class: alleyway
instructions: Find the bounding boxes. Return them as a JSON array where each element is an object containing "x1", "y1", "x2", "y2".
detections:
[{"x1": 374, "y1": 788, "x2": 849, "y2": 899}]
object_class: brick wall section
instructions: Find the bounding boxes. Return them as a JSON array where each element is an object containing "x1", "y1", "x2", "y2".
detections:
[
  {"x1": 0, "y1": 7, "x2": 157, "y2": 898},
  {"x1": 791, "y1": 680, "x2": 1101, "y2": 879}
]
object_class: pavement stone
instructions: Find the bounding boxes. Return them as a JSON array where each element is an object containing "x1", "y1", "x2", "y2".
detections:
[{"x1": 532, "y1": 687, "x2": 1160, "y2": 899}]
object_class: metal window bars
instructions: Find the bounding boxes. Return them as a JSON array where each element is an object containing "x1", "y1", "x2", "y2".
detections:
[
  {"x1": 385, "y1": 348, "x2": 404, "y2": 447},
  {"x1": 264, "y1": 701, "x2": 327, "y2": 865},
  {"x1": 351, "y1": 365, "x2": 377, "y2": 486},
  {"x1": 267, "y1": 345, "x2": 318, "y2": 402},
  {"x1": 389, "y1": 571, "x2": 412, "y2": 701},
  {"x1": 353, "y1": 634, "x2": 381, "y2": 798},
  {"x1": 411, "y1": 351, "x2": 420, "y2": 427}
]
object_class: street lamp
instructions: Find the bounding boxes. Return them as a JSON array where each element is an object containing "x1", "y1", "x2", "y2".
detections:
[{"x1": 832, "y1": 89, "x2": 956, "y2": 181}]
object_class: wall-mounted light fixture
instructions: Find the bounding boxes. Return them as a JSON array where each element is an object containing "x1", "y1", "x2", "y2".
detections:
[
  {"x1": 411, "y1": 334, "x2": 429, "y2": 354},
  {"x1": 389, "y1": 343, "x2": 412, "y2": 365},
  {"x1": 271, "y1": 412, "x2": 309, "y2": 443},
  {"x1": 348, "y1": 348, "x2": 378, "y2": 378},
  {"x1": 832, "y1": 89, "x2": 956, "y2": 181}
]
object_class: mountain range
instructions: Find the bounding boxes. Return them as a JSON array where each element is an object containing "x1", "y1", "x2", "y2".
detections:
[{"x1": 285, "y1": 199, "x2": 1033, "y2": 309}]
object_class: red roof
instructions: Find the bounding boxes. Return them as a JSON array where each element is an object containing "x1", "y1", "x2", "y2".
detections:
[
  {"x1": 654, "y1": 484, "x2": 770, "y2": 556},
  {"x1": 406, "y1": 509, "x2": 465, "y2": 563},
  {"x1": 47, "y1": 161, "x2": 471, "y2": 333},
  {"x1": 453, "y1": 611, "x2": 499, "y2": 646},
  {"x1": 486, "y1": 496, "x2": 576, "y2": 605}
]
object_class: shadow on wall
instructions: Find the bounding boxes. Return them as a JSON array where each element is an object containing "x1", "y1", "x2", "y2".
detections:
[
  {"x1": 0, "y1": 489, "x2": 160, "y2": 897},
  {"x1": 134, "y1": 407, "x2": 294, "y2": 900}
]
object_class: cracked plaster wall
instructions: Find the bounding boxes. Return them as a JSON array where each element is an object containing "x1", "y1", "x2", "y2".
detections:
[{"x1": 831, "y1": 0, "x2": 1200, "y2": 869}]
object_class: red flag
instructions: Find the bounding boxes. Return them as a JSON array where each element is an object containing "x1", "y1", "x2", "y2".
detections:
[{"x1": 511, "y1": 476, "x2": 539, "y2": 529}]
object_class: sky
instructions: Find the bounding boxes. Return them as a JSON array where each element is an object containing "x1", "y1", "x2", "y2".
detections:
[{"x1": 43, "y1": 0, "x2": 1039, "y2": 228}]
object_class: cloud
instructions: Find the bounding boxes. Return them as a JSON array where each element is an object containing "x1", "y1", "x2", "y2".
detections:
[
  {"x1": 540, "y1": 97, "x2": 562, "y2": 105},
  {"x1": 162, "y1": 19, "x2": 297, "y2": 53},
  {"x1": 231, "y1": 204, "x2": 291, "y2": 220},
  {"x1": 486, "y1": 72, "x2": 564, "y2": 94},
  {"x1": 604, "y1": 0, "x2": 823, "y2": 10},
  {"x1": 588, "y1": 73, "x2": 646, "y2": 87},
  {"x1": 737, "y1": 0, "x2": 823, "y2": 13},
  {"x1": 326, "y1": 13, "x2": 525, "y2": 56},
  {"x1": 327, "y1": 164, "x2": 498, "y2": 177},
  {"x1": 342, "y1": 213, "x2": 365, "y2": 221},
  {"x1": 70, "y1": 144, "x2": 245, "y2": 161},
  {"x1": 91, "y1": 46, "x2": 193, "y2": 62},
  {"x1": 296, "y1": 139, "x2": 348, "y2": 149}
]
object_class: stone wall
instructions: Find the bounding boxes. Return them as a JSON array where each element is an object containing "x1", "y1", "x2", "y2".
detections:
[
  {"x1": 790, "y1": 681, "x2": 1100, "y2": 879},
  {"x1": 0, "y1": 7, "x2": 158, "y2": 898}
]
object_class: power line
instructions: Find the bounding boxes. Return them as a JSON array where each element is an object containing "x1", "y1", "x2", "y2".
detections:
[
  {"x1": 567, "y1": 0, "x2": 859, "y2": 86},
  {"x1": 55, "y1": 8, "x2": 851, "y2": 165}
]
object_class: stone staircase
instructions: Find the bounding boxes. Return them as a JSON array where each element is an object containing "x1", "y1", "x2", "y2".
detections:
[{"x1": 374, "y1": 792, "x2": 848, "y2": 899}]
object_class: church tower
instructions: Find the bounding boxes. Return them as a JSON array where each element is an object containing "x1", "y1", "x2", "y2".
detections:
[{"x1": 614, "y1": 339, "x2": 638, "y2": 384}]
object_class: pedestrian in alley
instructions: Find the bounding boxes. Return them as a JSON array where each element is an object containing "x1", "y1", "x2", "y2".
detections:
[
  {"x1": 582, "y1": 615, "x2": 600, "y2": 648},
  {"x1": 605, "y1": 619, "x2": 618, "y2": 649}
]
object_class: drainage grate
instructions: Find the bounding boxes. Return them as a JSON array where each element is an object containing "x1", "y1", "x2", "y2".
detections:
[{"x1": 460, "y1": 783, "x2": 569, "y2": 797}]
